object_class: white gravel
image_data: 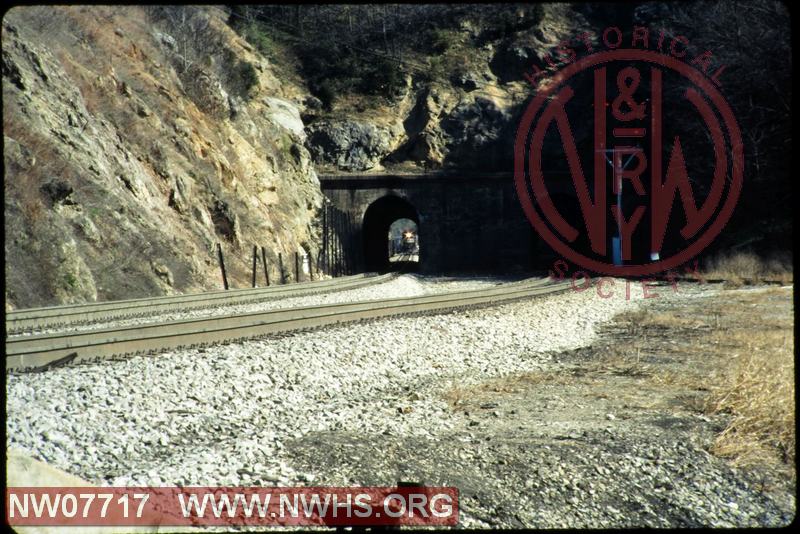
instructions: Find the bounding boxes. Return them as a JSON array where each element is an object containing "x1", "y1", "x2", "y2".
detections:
[
  {"x1": 5, "y1": 279, "x2": 680, "y2": 488},
  {"x1": 12, "y1": 274, "x2": 513, "y2": 336}
]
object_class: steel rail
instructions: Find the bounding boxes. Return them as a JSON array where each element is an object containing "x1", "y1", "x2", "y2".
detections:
[
  {"x1": 6, "y1": 277, "x2": 565, "y2": 372},
  {"x1": 6, "y1": 273, "x2": 397, "y2": 333}
]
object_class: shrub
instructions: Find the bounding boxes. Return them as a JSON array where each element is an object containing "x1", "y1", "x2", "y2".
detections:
[
  {"x1": 235, "y1": 60, "x2": 259, "y2": 96},
  {"x1": 358, "y1": 57, "x2": 403, "y2": 96},
  {"x1": 427, "y1": 28, "x2": 454, "y2": 54},
  {"x1": 241, "y1": 23, "x2": 278, "y2": 58}
]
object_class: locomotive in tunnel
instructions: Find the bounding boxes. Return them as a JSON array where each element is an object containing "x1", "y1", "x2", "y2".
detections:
[
  {"x1": 400, "y1": 229, "x2": 418, "y2": 254},
  {"x1": 320, "y1": 174, "x2": 538, "y2": 274},
  {"x1": 388, "y1": 218, "x2": 420, "y2": 264}
]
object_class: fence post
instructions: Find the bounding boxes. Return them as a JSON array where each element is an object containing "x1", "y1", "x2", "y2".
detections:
[
  {"x1": 308, "y1": 251, "x2": 314, "y2": 281},
  {"x1": 328, "y1": 210, "x2": 338, "y2": 278},
  {"x1": 335, "y1": 210, "x2": 343, "y2": 277},
  {"x1": 251, "y1": 245, "x2": 258, "y2": 288},
  {"x1": 321, "y1": 207, "x2": 328, "y2": 277},
  {"x1": 345, "y1": 214, "x2": 350, "y2": 275},
  {"x1": 327, "y1": 207, "x2": 332, "y2": 276},
  {"x1": 333, "y1": 212, "x2": 339, "y2": 277},
  {"x1": 295, "y1": 252, "x2": 301, "y2": 283},
  {"x1": 327, "y1": 210, "x2": 336, "y2": 278},
  {"x1": 217, "y1": 243, "x2": 229, "y2": 290},
  {"x1": 348, "y1": 213, "x2": 355, "y2": 275},
  {"x1": 345, "y1": 212, "x2": 353, "y2": 275},
  {"x1": 261, "y1": 246, "x2": 270, "y2": 286},
  {"x1": 278, "y1": 252, "x2": 286, "y2": 284}
]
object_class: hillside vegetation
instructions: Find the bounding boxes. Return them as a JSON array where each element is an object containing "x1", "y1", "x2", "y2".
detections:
[
  {"x1": 3, "y1": 3, "x2": 791, "y2": 306},
  {"x1": 4, "y1": 6, "x2": 323, "y2": 307}
]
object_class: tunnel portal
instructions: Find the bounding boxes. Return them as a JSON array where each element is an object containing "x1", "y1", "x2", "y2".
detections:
[
  {"x1": 363, "y1": 196, "x2": 420, "y2": 272},
  {"x1": 319, "y1": 172, "x2": 556, "y2": 274}
]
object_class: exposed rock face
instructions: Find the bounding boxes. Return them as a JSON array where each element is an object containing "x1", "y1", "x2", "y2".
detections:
[
  {"x1": 263, "y1": 97, "x2": 307, "y2": 141},
  {"x1": 2, "y1": 5, "x2": 613, "y2": 307},
  {"x1": 401, "y1": 88, "x2": 449, "y2": 166},
  {"x1": 302, "y1": 4, "x2": 591, "y2": 173},
  {"x1": 306, "y1": 119, "x2": 401, "y2": 172},
  {"x1": 488, "y1": 5, "x2": 585, "y2": 84},
  {"x1": 3, "y1": 6, "x2": 323, "y2": 308},
  {"x1": 440, "y1": 95, "x2": 514, "y2": 169}
]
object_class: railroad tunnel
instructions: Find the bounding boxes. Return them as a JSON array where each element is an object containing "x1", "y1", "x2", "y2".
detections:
[
  {"x1": 363, "y1": 195, "x2": 420, "y2": 272},
  {"x1": 319, "y1": 172, "x2": 537, "y2": 274}
]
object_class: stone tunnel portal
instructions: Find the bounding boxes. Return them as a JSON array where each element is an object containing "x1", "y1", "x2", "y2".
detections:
[{"x1": 363, "y1": 195, "x2": 420, "y2": 272}]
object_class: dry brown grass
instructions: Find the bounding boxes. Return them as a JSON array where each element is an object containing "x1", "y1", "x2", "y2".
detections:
[
  {"x1": 633, "y1": 288, "x2": 795, "y2": 474},
  {"x1": 704, "y1": 326, "x2": 795, "y2": 470},
  {"x1": 704, "y1": 251, "x2": 793, "y2": 286},
  {"x1": 442, "y1": 371, "x2": 577, "y2": 408},
  {"x1": 445, "y1": 286, "x2": 794, "y2": 478},
  {"x1": 618, "y1": 309, "x2": 711, "y2": 330},
  {"x1": 3, "y1": 116, "x2": 60, "y2": 226}
]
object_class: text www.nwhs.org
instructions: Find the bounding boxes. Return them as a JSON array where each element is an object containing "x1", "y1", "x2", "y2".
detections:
[
  {"x1": 179, "y1": 491, "x2": 454, "y2": 519},
  {"x1": 6, "y1": 487, "x2": 459, "y2": 526}
]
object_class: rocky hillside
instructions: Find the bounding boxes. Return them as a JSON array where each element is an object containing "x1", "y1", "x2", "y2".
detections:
[
  {"x1": 293, "y1": 4, "x2": 589, "y2": 173},
  {"x1": 3, "y1": 3, "x2": 790, "y2": 307},
  {"x1": 3, "y1": 6, "x2": 323, "y2": 308},
  {"x1": 271, "y1": 2, "x2": 790, "y2": 255}
]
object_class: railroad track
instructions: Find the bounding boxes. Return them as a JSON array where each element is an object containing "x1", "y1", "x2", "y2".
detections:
[
  {"x1": 6, "y1": 273, "x2": 397, "y2": 334},
  {"x1": 389, "y1": 252, "x2": 419, "y2": 263},
  {"x1": 6, "y1": 277, "x2": 569, "y2": 372}
]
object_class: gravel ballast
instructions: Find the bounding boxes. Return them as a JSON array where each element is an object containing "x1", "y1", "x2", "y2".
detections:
[{"x1": 5, "y1": 278, "x2": 793, "y2": 528}]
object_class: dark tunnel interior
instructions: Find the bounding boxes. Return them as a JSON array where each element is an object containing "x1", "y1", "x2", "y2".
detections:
[{"x1": 362, "y1": 196, "x2": 420, "y2": 272}]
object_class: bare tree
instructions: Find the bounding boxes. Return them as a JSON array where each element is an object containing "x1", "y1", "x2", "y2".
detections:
[{"x1": 147, "y1": 6, "x2": 211, "y2": 74}]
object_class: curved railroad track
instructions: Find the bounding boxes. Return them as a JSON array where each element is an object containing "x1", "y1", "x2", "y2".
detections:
[
  {"x1": 6, "y1": 277, "x2": 569, "y2": 372},
  {"x1": 6, "y1": 273, "x2": 397, "y2": 334}
]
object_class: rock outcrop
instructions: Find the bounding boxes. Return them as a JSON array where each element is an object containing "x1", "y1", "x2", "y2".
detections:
[
  {"x1": 306, "y1": 119, "x2": 402, "y2": 172},
  {"x1": 302, "y1": 4, "x2": 590, "y2": 172},
  {"x1": 2, "y1": 5, "x2": 614, "y2": 307},
  {"x1": 3, "y1": 6, "x2": 323, "y2": 308}
]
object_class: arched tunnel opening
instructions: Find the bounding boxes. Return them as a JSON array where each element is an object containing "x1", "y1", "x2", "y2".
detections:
[{"x1": 363, "y1": 196, "x2": 420, "y2": 272}]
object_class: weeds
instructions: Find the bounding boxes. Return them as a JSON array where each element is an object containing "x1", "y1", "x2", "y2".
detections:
[
  {"x1": 704, "y1": 321, "x2": 794, "y2": 471},
  {"x1": 704, "y1": 251, "x2": 793, "y2": 286},
  {"x1": 633, "y1": 287, "x2": 795, "y2": 475},
  {"x1": 443, "y1": 369, "x2": 584, "y2": 409},
  {"x1": 443, "y1": 285, "x2": 794, "y2": 480}
]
